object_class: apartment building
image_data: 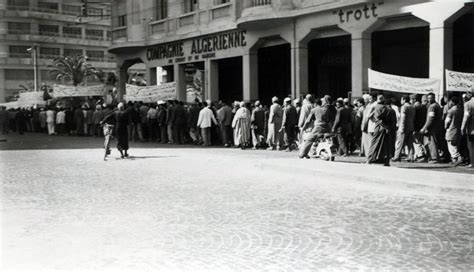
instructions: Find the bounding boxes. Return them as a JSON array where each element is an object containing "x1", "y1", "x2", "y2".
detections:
[
  {"x1": 0, "y1": 0, "x2": 116, "y2": 102},
  {"x1": 109, "y1": 0, "x2": 474, "y2": 104}
]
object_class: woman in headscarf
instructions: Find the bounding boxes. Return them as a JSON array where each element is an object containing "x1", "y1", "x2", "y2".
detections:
[{"x1": 232, "y1": 101, "x2": 251, "y2": 149}]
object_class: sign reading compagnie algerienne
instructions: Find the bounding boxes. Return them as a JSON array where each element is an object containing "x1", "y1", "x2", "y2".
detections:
[{"x1": 146, "y1": 30, "x2": 247, "y2": 63}]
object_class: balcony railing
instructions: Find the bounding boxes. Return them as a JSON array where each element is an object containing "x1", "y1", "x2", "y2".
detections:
[
  {"x1": 8, "y1": 53, "x2": 31, "y2": 58},
  {"x1": 150, "y1": 20, "x2": 167, "y2": 34},
  {"x1": 251, "y1": 0, "x2": 271, "y2": 7},
  {"x1": 112, "y1": 27, "x2": 127, "y2": 40},
  {"x1": 6, "y1": 29, "x2": 111, "y2": 41},
  {"x1": 211, "y1": 3, "x2": 231, "y2": 20},
  {"x1": 179, "y1": 13, "x2": 196, "y2": 27}
]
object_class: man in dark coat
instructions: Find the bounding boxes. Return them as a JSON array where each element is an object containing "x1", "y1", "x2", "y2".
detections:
[
  {"x1": 217, "y1": 100, "x2": 233, "y2": 147},
  {"x1": 102, "y1": 103, "x2": 130, "y2": 158},
  {"x1": 332, "y1": 99, "x2": 352, "y2": 156},
  {"x1": 420, "y1": 92, "x2": 449, "y2": 163},
  {"x1": 173, "y1": 101, "x2": 187, "y2": 144},
  {"x1": 73, "y1": 106, "x2": 85, "y2": 136},
  {"x1": 281, "y1": 97, "x2": 298, "y2": 151},
  {"x1": 251, "y1": 101, "x2": 266, "y2": 149}
]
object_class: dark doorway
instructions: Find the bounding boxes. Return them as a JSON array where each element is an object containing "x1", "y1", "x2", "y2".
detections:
[
  {"x1": 218, "y1": 57, "x2": 243, "y2": 103},
  {"x1": 372, "y1": 26, "x2": 429, "y2": 78},
  {"x1": 308, "y1": 35, "x2": 351, "y2": 99},
  {"x1": 258, "y1": 43, "x2": 291, "y2": 106},
  {"x1": 453, "y1": 11, "x2": 474, "y2": 73}
]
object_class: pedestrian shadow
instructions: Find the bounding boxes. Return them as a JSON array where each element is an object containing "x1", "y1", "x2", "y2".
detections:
[{"x1": 125, "y1": 155, "x2": 178, "y2": 160}]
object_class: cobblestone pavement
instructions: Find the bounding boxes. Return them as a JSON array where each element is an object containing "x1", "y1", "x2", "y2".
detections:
[{"x1": 1, "y1": 134, "x2": 473, "y2": 271}]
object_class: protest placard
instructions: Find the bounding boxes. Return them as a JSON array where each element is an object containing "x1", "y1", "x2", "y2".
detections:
[{"x1": 369, "y1": 69, "x2": 440, "y2": 94}]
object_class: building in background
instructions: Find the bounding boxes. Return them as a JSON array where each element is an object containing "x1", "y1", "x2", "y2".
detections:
[
  {"x1": 0, "y1": 0, "x2": 120, "y2": 102},
  {"x1": 109, "y1": 0, "x2": 474, "y2": 105}
]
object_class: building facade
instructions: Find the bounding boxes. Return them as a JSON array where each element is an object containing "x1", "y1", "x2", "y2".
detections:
[
  {"x1": 0, "y1": 0, "x2": 116, "y2": 102},
  {"x1": 109, "y1": 0, "x2": 474, "y2": 104}
]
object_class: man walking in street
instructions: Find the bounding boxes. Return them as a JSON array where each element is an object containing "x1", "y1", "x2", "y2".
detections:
[
  {"x1": 461, "y1": 88, "x2": 474, "y2": 167},
  {"x1": 420, "y1": 92, "x2": 448, "y2": 163},
  {"x1": 412, "y1": 94, "x2": 427, "y2": 161},
  {"x1": 393, "y1": 95, "x2": 415, "y2": 162},
  {"x1": 445, "y1": 96, "x2": 463, "y2": 165}
]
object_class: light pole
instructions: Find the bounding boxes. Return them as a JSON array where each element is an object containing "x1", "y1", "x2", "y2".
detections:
[{"x1": 27, "y1": 44, "x2": 39, "y2": 92}]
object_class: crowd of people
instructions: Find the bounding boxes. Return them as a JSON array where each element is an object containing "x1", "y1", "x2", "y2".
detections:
[{"x1": 1, "y1": 88, "x2": 473, "y2": 168}]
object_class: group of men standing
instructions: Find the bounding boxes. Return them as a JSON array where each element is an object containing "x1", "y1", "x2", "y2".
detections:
[{"x1": 297, "y1": 89, "x2": 474, "y2": 167}]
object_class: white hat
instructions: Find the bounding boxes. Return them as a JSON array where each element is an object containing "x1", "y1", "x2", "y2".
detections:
[{"x1": 284, "y1": 97, "x2": 291, "y2": 103}]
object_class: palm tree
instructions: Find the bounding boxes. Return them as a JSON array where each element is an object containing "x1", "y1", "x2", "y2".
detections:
[{"x1": 49, "y1": 55, "x2": 102, "y2": 86}]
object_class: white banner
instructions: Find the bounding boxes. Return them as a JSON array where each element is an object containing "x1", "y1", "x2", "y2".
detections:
[
  {"x1": 446, "y1": 69, "x2": 474, "y2": 92},
  {"x1": 368, "y1": 69, "x2": 440, "y2": 94},
  {"x1": 52, "y1": 84, "x2": 105, "y2": 97},
  {"x1": 0, "y1": 101, "x2": 19, "y2": 109},
  {"x1": 125, "y1": 82, "x2": 176, "y2": 103},
  {"x1": 19, "y1": 92, "x2": 45, "y2": 106}
]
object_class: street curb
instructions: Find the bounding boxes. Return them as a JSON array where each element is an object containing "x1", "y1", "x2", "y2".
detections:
[{"x1": 258, "y1": 158, "x2": 474, "y2": 199}]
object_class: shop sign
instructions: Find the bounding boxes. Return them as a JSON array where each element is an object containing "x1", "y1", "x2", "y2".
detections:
[
  {"x1": 368, "y1": 69, "x2": 440, "y2": 94},
  {"x1": 334, "y1": 2, "x2": 383, "y2": 23},
  {"x1": 446, "y1": 69, "x2": 474, "y2": 92},
  {"x1": 146, "y1": 30, "x2": 247, "y2": 64}
]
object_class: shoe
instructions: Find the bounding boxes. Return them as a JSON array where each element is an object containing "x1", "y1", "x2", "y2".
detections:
[
  {"x1": 267, "y1": 147, "x2": 275, "y2": 151},
  {"x1": 428, "y1": 160, "x2": 438, "y2": 164},
  {"x1": 465, "y1": 164, "x2": 473, "y2": 168},
  {"x1": 391, "y1": 158, "x2": 401, "y2": 162},
  {"x1": 299, "y1": 155, "x2": 310, "y2": 159},
  {"x1": 124, "y1": 153, "x2": 129, "y2": 158}
]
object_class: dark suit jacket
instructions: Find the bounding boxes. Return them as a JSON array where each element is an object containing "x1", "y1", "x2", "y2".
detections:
[
  {"x1": 173, "y1": 105, "x2": 187, "y2": 126},
  {"x1": 332, "y1": 107, "x2": 352, "y2": 133}
]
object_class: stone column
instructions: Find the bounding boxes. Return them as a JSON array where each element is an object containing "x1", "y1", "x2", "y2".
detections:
[
  {"x1": 351, "y1": 31, "x2": 371, "y2": 99},
  {"x1": 292, "y1": 46, "x2": 308, "y2": 99},
  {"x1": 174, "y1": 63, "x2": 186, "y2": 102},
  {"x1": 0, "y1": 68, "x2": 5, "y2": 103},
  {"x1": 118, "y1": 67, "x2": 127, "y2": 102},
  {"x1": 242, "y1": 52, "x2": 258, "y2": 101},
  {"x1": 404, "y1": 1, "x2": 466, "y2": 99},
  {"x1": 205, "y1": 59, "x2": 219, "y2": 101},
  {"x1": 148, "y1": 66, "x2": 157, "y2": 86},
  {"x1": 429, "y1": 24, "x2": 453, "y2": 99}
]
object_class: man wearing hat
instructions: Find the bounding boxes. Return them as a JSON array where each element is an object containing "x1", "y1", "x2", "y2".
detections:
[
  {"x1": 461, "y1": 88, "x2": 474, "y2": 167},
  {"x1": 281, "y1": 97, "x2": 298, "y2": 151}
]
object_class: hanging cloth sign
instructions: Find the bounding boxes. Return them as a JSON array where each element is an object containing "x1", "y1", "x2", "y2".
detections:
[
  {"x1": 18, "y1": 92, "x2": 46, "y2": 106},
  {"x1": 445, "y1": 69, "x2": 474, "y2": 92},
  {"x1": 125, "y1": 82, "x2": 176, "y2": 103},
  {"x1": 52, "y1": 84, "x2": 105, "y2": 97},
  {"x1": 368, "y1": 69, "x2": 440, "y2": 94}
]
